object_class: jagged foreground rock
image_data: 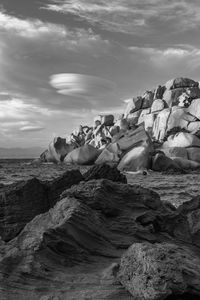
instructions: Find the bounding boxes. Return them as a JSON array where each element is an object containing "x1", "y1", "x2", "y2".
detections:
[
  {"x1": 83, "y1": 163, "x2": 127, "y2": 183},
  {"x1": 0, "y1": 169, "x2": 83, "y2": 241},
  {"x1": 0, "y1": 178, "x2": 200, "y2": 299}
]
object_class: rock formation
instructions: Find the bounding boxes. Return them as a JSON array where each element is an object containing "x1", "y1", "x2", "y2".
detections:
[
  {"x1": 39, "y1": 77, "x2": 200, "y2": 173},
  {"x1": 0, "y1": 169, "x2": 83, "y2": 241},
  {"x1": 0, "y1": 172, "x2": 200, "y2": 299},
  {"x1": 118, "y1": 242, "x2": 200, "y2": 300}
]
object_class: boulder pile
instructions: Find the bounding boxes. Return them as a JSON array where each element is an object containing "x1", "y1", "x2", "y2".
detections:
[{"x1": 39, "y1": 77, "x2": 200, "y2": 172}]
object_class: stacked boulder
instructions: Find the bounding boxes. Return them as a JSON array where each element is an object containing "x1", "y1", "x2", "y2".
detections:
[{"x1": 40, "y1": 77, "x2": 200, "y2": 172}]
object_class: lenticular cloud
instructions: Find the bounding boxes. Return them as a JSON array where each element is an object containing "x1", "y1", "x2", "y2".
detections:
[{"x1": 50, "y1": 73, "x2": 115, "y2": 98}]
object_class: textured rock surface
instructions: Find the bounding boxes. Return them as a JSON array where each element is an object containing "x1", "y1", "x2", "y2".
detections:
[
  {"x1": 1, "y1": 178, "x2": 200, "y2": 299},
  {"x1": 0, "y1": 169, "x2": 83, "y2": 241},
  {"x1": 118, "y1": 242, "x2": 200, "y2": 300},
  {"x1": 83, "y1": 163, "x2": 127, "y2": 183}
]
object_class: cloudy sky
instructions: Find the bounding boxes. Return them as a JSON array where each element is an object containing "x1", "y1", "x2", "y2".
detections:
[{"x1": 1, "y1": 0, "x2": 200, "y2": 148}]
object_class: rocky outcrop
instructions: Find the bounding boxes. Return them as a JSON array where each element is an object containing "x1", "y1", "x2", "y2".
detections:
[
  {"x1": 0, "y1": 169, "x2": 83, "y2": 241},
  {"x1": 118, "y1": 242, "x2": 200, "y2": 300},
  {"x1": 83, "y1": 164, "x2": 127, "y2": 183},
  {"x1": 1, "y1": 178, "x2": 200, "y2": 299}
]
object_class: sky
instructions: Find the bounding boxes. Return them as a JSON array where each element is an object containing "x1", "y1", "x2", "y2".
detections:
[{"x1": 1, "y1": 0, "x2": 200, "y2": 148}]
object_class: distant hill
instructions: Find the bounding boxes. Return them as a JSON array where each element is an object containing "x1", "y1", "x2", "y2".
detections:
[{"x1": 0, "y1": 147, "x2": 45, "y2": 159}]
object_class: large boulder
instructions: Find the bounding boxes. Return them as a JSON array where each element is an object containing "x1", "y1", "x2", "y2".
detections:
[
  {"x1": 166, "y1": 107, "x2": 196, "y2": 133},
  {"x1": 178, "y1": 196, "x2": 200, "y2": 247},
  {"x1": 117, "y1": 143, "x2": 151, "y2": 172},
  {"x1": 187, "y1": 147, "x2": 200, "y2": 163},
  {"x1": 124, "y1": 97, "x2": 143, "y2": 117},
  {"x1": 165, "y1": 77, "x2": 199, "y2": 90},
  {"x1": 162, "y1": 132, "x2": 200, "y2": 148},
  {"x1": 137, "y1": 108, "x2": 151, "y2": 125},
  {"x1": 163, "y1": 87, "x2": 200, "y2": 107},
  {"x1": 141, "y1": 113, "x2": 157, "y2": 133},
  {"x1": 64, "y1": 144, "x2": 100, "y2": 165},
  {"x1": 40, "y1": 149, "x2": 52, "y2": 162},
  {"x1": 126, "y1": 110, "x2": 141, "y2": 127},
  {"x1": 161, "y1": 147, "x2": 188, "y2": 159},
  {"x1": 186, "y1": 98, "x2": 200, "y2": 119},
  {"x1": 48, "y1": 137, "x2": 75, "y2": 162},
  {"x1": 142, "y1": 90, "x2": 154, "y2": 108},
  {"x1": 152, "y1": 108, "x2": 171, "y2": 141},
  {"x1": 117, "y1": 125, "x2": 151, "y2": 152},
  {"x1": 100, "y1": 114, "x2": 114, "y2": 126},
  {"x1": 152, "y1": 152, "x2": 181, "y2": 172},
  {"x1": 95, "y1": 148, "x2": 119, "y2": 165},
  {"x1": 187, "y1": 121, "x2": 200, "y2": 133},
  {"x1": 154, "y1": 85, "x2": 166, "y2": 99},
  {"x1": 172, "y1": 157, "x2": 200, "y2": 170},
  {"x1": 118, "y1": 242, "x2": 200, "y2": 300},
  {"x1": 151, "y1": 99, "x2": 165, "y2": 113}
]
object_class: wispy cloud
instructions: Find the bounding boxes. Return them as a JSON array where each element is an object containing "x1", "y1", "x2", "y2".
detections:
[
  {"x1": 0, "y1": 11, "x2": 67, "y2": 38},
  {"x1": 43, "y1": 0, "x2": 200, "y2": 35}
]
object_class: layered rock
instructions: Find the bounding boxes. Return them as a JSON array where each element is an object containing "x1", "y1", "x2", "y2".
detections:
[
  {"x1": 0, "y1": 169, "x2": 83, "y2": 241},
  {"x1": 1, "y1": 177, "x2": 200, "y2": 299},
  {"x1": 83, "y1": 163, "x2": 127, "y2": 183}
]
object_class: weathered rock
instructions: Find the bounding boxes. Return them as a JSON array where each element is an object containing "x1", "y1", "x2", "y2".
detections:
[
  {"x1": 95, "y1": 148, "x2": 119, "y2": 165},
  {"x1": 151, "y1": 99, "x2": 166, "y2": 113},
  {"x1": 1, "y1": 177, "x2": 200, "y2": 299},
  {"x1": 0, "y1": 179, "x2": 166, "y2": 300},
  {"x1": 117, "y1": 125, "x2": 151, "y2": 152},
  {"x1": 64, "y1": 144, "x2": 100, "y2": 165},
  {"x1": 165, "y1": 77, "x2": 199, "y2": 90},
  {"x1": 172, "y1": 157, "x2": 200, "y2": 170},
  {"x1": 124, "y1": 97, "x2": 143, "y2": 117},
  {"x1": 83, "y1": 164, "x2": 127, "y2": 183},
  {"x1": 161, "y1": 147, "x2": 188, "y2": 159},
  {"x1": 137, "y1": 108, "x2": 151, "y2": 124},
  {"x1": 142, "y1": 90, "x2": 154, "y2": 109},
  {"x1": 154, "y1": 85, "x2": 166, "y2": 99},
  {"x1": 0, "y1": 170, "x2": 83, "y2": 241},
  {"x1": 163, "y1": 87, "x2": 200, "y2": 107},
  {"x1": 118, "y1": 144, "x2": 151, "y2": 172},
  {"x1": 152, "y1": 152, "x2": 181, "y2": 172},
  {"x1": 187, "y1": 147, "x2": 200, "y2": 163},
  {"x1": 162, "y1": 132, "x2": 200, "y2": 148},
  {"x1": 40, "y1": 149, "x2": 52, "y2": 162},
  {"x1": 61, "y1": 179, "x2": 161, "y2": 218},
  {"x1": 101, "y1": 114, "x2": 114, "y2": 126},
  {"x1": 166, "y1": 107, "x2": 196, "y2": 133},
  {"x1": 126, "y1": 110, "x2": 142, "y2": 127},
  {"x1": 187, "y1": 121, "x2": 200, "y2": 133},
  {"x1": 186, "y1": 98, "x2": 200, "y2": 120},
  {"x1": 118, "y1": 242, "x2": 200, "y2": 300},
  {"x1": 178, "y1": 196, "x2": 200, "y2": 247},
  {"x1": 152, "y1": 108, "x2": 171, "y2": 141},
  {"x1": 49, "y1": 136, "x2": 75, "y2": 162}
]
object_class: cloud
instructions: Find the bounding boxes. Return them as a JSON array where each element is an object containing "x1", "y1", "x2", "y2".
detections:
[
  {"x1": 0, "y1": 11, "x2": 67, "y2": 38},
  {"x1": 128, "y1": 45, "x2": 200, "y2": 70},
  {"x1": 20, "y1": 125, "x2": 45, "y2": 132},
  {"x1": 50, "y1": 73, "x2": 115, "y2": 98},
  {"x1": 43, "y1": 0, "x2": 200, "y2": 35}
]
